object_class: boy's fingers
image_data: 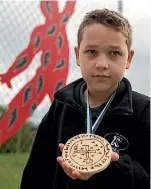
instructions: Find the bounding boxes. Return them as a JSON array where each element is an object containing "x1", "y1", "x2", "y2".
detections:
[
  {"x1": 72, "y1": 170, "x2": 81, "y2": 178},
  {"x1": 111, "y1": 152, "x2": 119, "y2": 161},
  {"x1": 57, "y1": 159, "x2": 74, "y2": 179},
  {"x1": 57, "y1": 157, "x2": 69, "y2": 171},
  {"x1": 59, "y1": 143, "x2": 64, "y2": 152},
  {"x1": 58, "y1": 146, "x2": 119, "y2": 180},
  {"x1": 57, "y1": 156, "x2": 64, "y2": 165},
  {"x1": 57, "y1": 160, "x2": 67, "y2": 172},
  {"x1": 72, "y1": 171, "x2": 91, "y2": 180},
  {"x1": 79, "y1": 172, "x2": 92, "y2": 180},
  {"x1": 62, "y1": 162, "x2": 77, "y2": 179},
  {"x1": 57, "y1": 158, "x2": 91, "y2": 180},
  {"x1": 62, "y1": 162, "x2": 71, "y2": 172}
]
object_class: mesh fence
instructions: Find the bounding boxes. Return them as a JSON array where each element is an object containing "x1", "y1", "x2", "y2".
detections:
[
  {"x1": 0, "y1": 0, "x2": 82, "y2": 149},
  {"x1": 0, "y1": 1, "x2": 82, "y2": 187},
  {"x1": 0, "y1": 0, "x2": 81, "y2": 104}
]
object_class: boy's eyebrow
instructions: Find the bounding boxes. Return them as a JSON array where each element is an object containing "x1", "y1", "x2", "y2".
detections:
[
  {"x1": 108, "y1": 45, "x2": 123, "y2": 50},
  {"x1": 84, "y1": 44, "x2": 123, "y2": 50},
  {"x1": 84, "y1": 45, "x2": 98, "y2": 48}
]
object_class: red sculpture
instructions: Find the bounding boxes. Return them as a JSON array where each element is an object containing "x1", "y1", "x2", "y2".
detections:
[{"x1": 0, "y1": 0, "x2": 76, "y2": 145}]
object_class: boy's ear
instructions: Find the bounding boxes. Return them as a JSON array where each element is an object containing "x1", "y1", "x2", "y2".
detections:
[
  {"x1": 126, "y1": 49, "x2": 135, "y2": 69},
  {"x1": 74, "y1": 46, "x2": 80, "y2": 66}
]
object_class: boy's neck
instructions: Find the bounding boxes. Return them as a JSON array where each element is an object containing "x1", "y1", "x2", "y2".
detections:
[{"x1": 84, "y1": 84, "x2": 118, "y2": 108}]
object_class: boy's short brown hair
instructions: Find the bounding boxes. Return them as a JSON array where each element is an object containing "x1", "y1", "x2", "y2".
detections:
[{"x1": 77, "y1": 9, "x2": 132, "y2": 50}]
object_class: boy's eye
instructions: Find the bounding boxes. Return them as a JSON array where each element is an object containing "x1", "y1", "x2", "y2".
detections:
[
  {"x1": 87, "y1": 50, "x2": 97, "y2": 54},
  {"x1": 110, "y1": 51, "x2": 121, "y2": 56}
]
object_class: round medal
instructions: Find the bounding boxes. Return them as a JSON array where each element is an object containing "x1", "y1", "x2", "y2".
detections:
[{"x1": 62, "y1": 133, "x2": 112, "y2": 175}]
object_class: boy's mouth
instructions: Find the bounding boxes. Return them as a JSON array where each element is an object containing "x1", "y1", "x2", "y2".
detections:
[{"x1": 93, "y1": 74, "x2": 110, "y2": 78}]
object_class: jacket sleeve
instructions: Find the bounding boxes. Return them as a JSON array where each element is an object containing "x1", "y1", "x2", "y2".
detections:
[
  {"x1": 131, "y1": 100, "x2": 150, "y2": 188},
  {"x1": 20, "y1": 101, "x2": 57, "y2": 189},
  {"x1": 109, "y1": 153, "x2": 150, "y2": 189},
  {"x1": 85, "y1": 101, "x2": 150, "y2": 189},
  {"x1": 105, "y1": 101, "x2": 150, "y2": 189},
  {"x1": 137, "y1": 100, "x2": 150, "y2": 175}
]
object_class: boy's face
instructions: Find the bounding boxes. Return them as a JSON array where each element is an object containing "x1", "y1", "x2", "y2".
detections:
[{"x1": 75, "y1": 23, "x2": 134, "y2": 93}]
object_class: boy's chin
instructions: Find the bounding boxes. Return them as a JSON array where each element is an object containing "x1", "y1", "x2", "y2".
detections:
[{"x1": 90, "y1": 83, "x2": 114, "y2": 92}]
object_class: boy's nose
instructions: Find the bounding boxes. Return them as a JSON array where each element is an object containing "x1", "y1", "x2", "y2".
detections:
[{"x1": 95, "y1": 55, "x2": 109, "y2": 70}]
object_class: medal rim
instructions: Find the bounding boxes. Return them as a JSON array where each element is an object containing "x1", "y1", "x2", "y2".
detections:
[{"x1": 62, "y1": 133, "x2": 112, "y2": 174}]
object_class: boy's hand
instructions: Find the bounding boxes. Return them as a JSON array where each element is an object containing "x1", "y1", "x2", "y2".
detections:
[{"x1": 57, "y1": 143, "x2": 119, "y2": 180}]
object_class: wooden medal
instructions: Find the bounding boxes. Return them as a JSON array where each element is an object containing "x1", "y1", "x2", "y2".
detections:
[{"x1": 62, "y1": 133, "x2": 112, "y2": 175}]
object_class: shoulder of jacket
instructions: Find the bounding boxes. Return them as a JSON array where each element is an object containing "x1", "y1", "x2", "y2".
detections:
[{"x1": 132, "y1": 91, "x2": 150, "y2": 118}]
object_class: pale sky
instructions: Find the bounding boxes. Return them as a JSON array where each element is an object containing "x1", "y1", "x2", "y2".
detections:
[{"x1": 63, "y1": 0, "x2": 151, "y2": 46}]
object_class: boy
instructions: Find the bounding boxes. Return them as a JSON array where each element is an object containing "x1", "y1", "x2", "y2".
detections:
[{"x1": 20, "y1": 8, "x2": 150, "y2": 189}]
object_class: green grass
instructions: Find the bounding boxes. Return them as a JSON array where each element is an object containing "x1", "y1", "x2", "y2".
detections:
[{"x1": 0, "y1": 153, "x2": 29, "y2": 189}]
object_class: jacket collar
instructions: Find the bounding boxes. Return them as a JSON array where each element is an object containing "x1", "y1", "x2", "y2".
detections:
[{"x1": 54, "y1": 77, "x2": 133, "y2": 116}]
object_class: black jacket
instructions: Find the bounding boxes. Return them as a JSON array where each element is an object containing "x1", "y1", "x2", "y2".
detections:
[{"x1": 20, "y1": 77, "x2": 150, "y2": 189}]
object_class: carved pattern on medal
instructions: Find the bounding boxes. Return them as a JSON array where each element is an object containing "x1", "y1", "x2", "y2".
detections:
[{"x1": 62, "y1": 134, "x2": 112, "y2": 174}]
